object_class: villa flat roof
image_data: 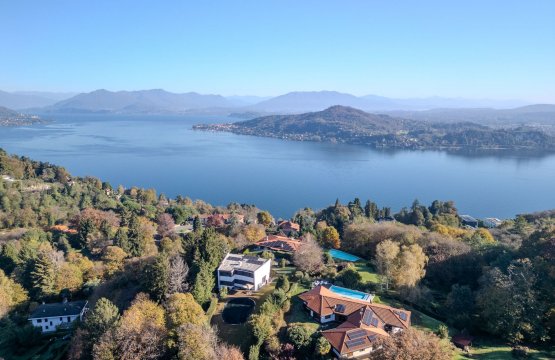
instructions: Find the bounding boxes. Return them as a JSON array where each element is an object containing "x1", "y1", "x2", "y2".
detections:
[{"x1": 218, "y1": 253, "x2": 270, "y2": 272}]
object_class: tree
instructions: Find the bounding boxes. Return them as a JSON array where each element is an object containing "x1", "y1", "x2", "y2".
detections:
[
  {"x1": 257, "y1": 211, "x2": 273, "y2": 227},
  {"x1": 320, "y1": 226, "x2": 340, "y2": 249},
  {"x1": 392, "y1": 244, "x2": 427, "y2": 288},
  {"x1": 156, "y1": 213, "x2": 175, "y2": 238},
  {"x1": 176, "y1": 323, "x2": 218, "y2": 360},
  {"x1": 315, "y1": 336, "x2": 331, "y2": 356},
  {"x1": 476, "y1": 259, "x2": 545, "y2": 343},
  {"x1": 293, "y1": 234, "x2": 324, "y2": 274},
  {"x1": 0, "y1": 269, "x2": 28, "y2": 318},
  {"x1": 127, "y1": 215, "x2": 156, "y2": 257},
  {"x1": 286, "y1": 324, "x2": 312, "y2": 348},
  {"x1": 30, "y1": 251, "x2": 56, "y2": 298},
  {"x1": 145, "y1": 253, "x2": 171, "y2": 301},
  {"x1": 112, "y1": 293, "x2": 167, "y2": 360},
  {"x1": 165, "y1": 293, "x2": 205, "y2": 330},
  {"x1": 444, "y1": 284, "x2": 474, "y2": 329},
  {"x1": 192, "y1": 216, "x2": 202, "y2": 232},
  {"x1": 191, "y1": 261, "x2": 215, "y2": 305},
  {"x1": 84, "y1": 298, "x2": 120, "y2": 343},
  {"x1": 242, "y1": 224, "x2": 266, "y2": 243},
  {"x1": 168, "y1": 255, "x2": 189, "y2": 294},
  {"x1": 276, "y1": 276, "x2": 290, "y2": 292},
  {"x1": 336, "y1": 267, "x2": 362, "y2": 289},
  {"x1": 374, "y1": 240, "x2": 400, "y2": 290},
  {"x1": 369, "y1": 328, "x2": 451, "y2": 360},
  {"x1": 56, "y1": 262, "x2": 83, "y2": 292},
  {"x1": 102, "y1": 246, "x2": 127, "y2": 277}
]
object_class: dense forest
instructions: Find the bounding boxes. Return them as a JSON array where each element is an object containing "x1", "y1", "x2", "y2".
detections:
[
  {"x1": 194, "y1": 105, "x2": 555, "y2": 151},
  {"x1": 0, "y1": 148, "x2": 554, "y2": 360}
]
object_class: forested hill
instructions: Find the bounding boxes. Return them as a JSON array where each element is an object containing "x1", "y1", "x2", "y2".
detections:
[{"x1": 194, "y1": 105, "x2": 555, "y2": 151}]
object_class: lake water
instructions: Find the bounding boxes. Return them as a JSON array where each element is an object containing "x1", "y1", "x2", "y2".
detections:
[{"x1": 1, "y1": 113, "x2": 554, "y2": 219}]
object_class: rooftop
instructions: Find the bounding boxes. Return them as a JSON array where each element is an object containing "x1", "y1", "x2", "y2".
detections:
[
  {"x1": 218, "y1": 253, "x2": 270, "y2": 272},
  {"x1": 255, "y1": 235, "x2": 303, "y2": 252},
  {"x1": 29, "y1": 300, "x2": 88, "y2": 319}
]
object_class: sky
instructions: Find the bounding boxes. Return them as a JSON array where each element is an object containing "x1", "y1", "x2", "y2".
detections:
[{"x1": 1, "y1": 0, "x2": 554, "y2": 102}]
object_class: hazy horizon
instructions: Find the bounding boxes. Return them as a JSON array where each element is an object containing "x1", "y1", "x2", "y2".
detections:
[{"x1": 1, "y1": 1, "x2": 554, "y2": 102}]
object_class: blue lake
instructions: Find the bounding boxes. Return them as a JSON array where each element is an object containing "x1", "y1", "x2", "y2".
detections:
[{"x1": 1, "y1": 113, "x2": 554, "y2": 219}]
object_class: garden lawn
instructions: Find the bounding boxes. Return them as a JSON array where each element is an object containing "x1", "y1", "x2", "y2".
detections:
[
  {"x1": 453, "y1": 338, "x2": 555, "y2": 360},
  {"x1": 353, "y1": 262, "x2": 380, "y2": 284}
]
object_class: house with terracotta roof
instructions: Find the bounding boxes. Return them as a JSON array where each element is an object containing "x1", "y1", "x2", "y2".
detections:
[
  {"x1": 255, "y1": 234, "x2": 303, "y2": 253},
  {"x1": 298, "y1": 286, "x2": 411, "y2": 359},
  {"x1": 278, "y1": 220, "x2": 300, "y2": 235}
]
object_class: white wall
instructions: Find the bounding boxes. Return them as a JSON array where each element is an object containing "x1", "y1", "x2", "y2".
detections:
[{"x1": 30, "y1": 315, "x2": 79, "y2": 333}]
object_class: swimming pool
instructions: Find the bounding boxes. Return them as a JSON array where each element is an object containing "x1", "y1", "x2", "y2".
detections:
[
  {"x1": 329, "y1": 285, "x2": 373, "y2": 301},
  {"x1": 328, "y1": 249, "x2": 361, "y2": 262}
]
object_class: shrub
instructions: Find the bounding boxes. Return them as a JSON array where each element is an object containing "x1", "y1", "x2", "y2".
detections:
[
  {"x1": 276, "y1": 276, "x2": 290, "y2": 292},
  {"x1": 279, "y1": 258, "x2": 287, "y2": 268},
  {"x1": 436, "y1": 324, "x2": 449, "y2": 339},
  {"x1": 282, "y1": 299, "x2": 291, "y2": 313},
  {"x1": 219, "y1": 286, "x2": 228, "y2": 299},
  {"x1": 315, "y1": 336, "x2": 331, "y2": 356},
  {"x1": 249, "y1": 343, "x2": 260, "y2": 360},
  {"x1": 286, "y1": 324, "x2": 313, "y2": 349}
]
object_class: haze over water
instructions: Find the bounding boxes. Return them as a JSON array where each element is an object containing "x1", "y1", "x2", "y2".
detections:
[{"x1": 1, "y1": 114, "x2": 554, "y2": 219}]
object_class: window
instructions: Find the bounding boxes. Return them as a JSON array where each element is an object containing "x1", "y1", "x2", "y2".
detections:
[
  {"x1": 219, "y1": 270, "x2": 233, "y2": 277},
  {"x1": 36, "y1": 319, "x2": 42, "y2": 323},
  {"x1": 67, "y1": 316, "x2": 71, "y2": 322},
  {"x1": 234, "y1": 270, "x2": 254, "y2": 278},
  {"x1": 50, "y1": 321, "x2": 53, "y2": 326},
  {"x1": 60, "y1": 317, "x2": 63, "y2": 321},
  {"x1": 45, "y1": 326, "x2": 49, "y2": 330}
]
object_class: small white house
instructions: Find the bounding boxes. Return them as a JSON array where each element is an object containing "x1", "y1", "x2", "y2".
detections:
[
  {"x1": 28, "y1": 300, "x2": 88, "y2": 333},
  {"x1": 217, "y1": 253, "x2": 271, "y2": 291}
]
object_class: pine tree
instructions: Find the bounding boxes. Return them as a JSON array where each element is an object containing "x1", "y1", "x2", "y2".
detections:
[
  {"x1": 30, "y1": 252, "x2": 56, "y2": 298},
  {"x1": 145, "y1": 253, "x2": 170, "y2": 301}
]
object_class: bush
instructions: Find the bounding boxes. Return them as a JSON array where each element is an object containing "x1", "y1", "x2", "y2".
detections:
[
  {"x1": 335, "y1": 267, "x2": 362, "y2": 289},
  {"x1": 286, "y1": 324, "x2": 313, "y2": 349},
  {"x1": 270, "y1": 289, "x2": 288, "y2": 306},
  {"x1": 279, "y1": 258, "x2": 287, "y2": 268},
  {"x1": 249, "y1": 343, "x2": 260, "y2": 360},
  {"x1": 275, "y1": 276, "x2": 290, "y2": 292},
  {"x1": 282, "y1": 299, "x2": 291, "y2": 313},
  {"x1": 436, "y1": 324, "x2": 449, "y2": 339},
  {"x1": 219, "y1": 286, "x2": 228, "y2": 299},
  {"x1": 315, "y1": 335, "x2": 332, "y2": 356},
  {"x1": 264, "y1": 335, "x2": 281, "y2": 355},
  {"x1": 261, "y1": 250, "x2": 274, "y2": 260}
]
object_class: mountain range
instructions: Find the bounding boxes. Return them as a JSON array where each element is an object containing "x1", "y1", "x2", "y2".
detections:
[{"x1": 0, "y1": 89, "x2": 538, "y2": 115}]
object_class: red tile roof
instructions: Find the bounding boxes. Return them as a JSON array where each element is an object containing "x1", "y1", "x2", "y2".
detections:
[
  {"x1": 278, "y1": 220, "x2": 300, "y2": 232},
  {"x1": 255, "y1": 235, "x2": 303, "y2": 252},
  {"x1": 299, "y1": 286, "x2": 411, "y2": 356}
]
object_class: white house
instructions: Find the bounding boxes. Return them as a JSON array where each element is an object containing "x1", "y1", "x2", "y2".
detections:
[
  {"x1": 28, "y1": 300, "x2": 88, "y2": 333},
  {"x1": 217, "y1": 253, "x2": 271, "y2": 291}
]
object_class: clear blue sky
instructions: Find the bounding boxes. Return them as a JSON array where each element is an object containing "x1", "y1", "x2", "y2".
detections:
[{"x1": 1, "y1": 0, "x2": 554, "y2": 101}]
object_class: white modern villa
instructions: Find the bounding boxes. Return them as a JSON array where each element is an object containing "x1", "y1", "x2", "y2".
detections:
[
  {"x1": 217, "y1": 253, "x2": 271, "y2": 291},
  {"x1": 28, "y1": 299, "x2": 88, "y2": 333}
]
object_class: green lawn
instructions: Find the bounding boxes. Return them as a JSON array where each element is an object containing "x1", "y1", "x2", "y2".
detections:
[
  {"x1": 284, "y1": 295, "x2": 320, "y2": 333},
  {"x1": 454, "y1": 338, "x2": 555, "y2": 360},
  {"x1": 353, "y1": 262, "x2": 380, "y2": 284}
]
